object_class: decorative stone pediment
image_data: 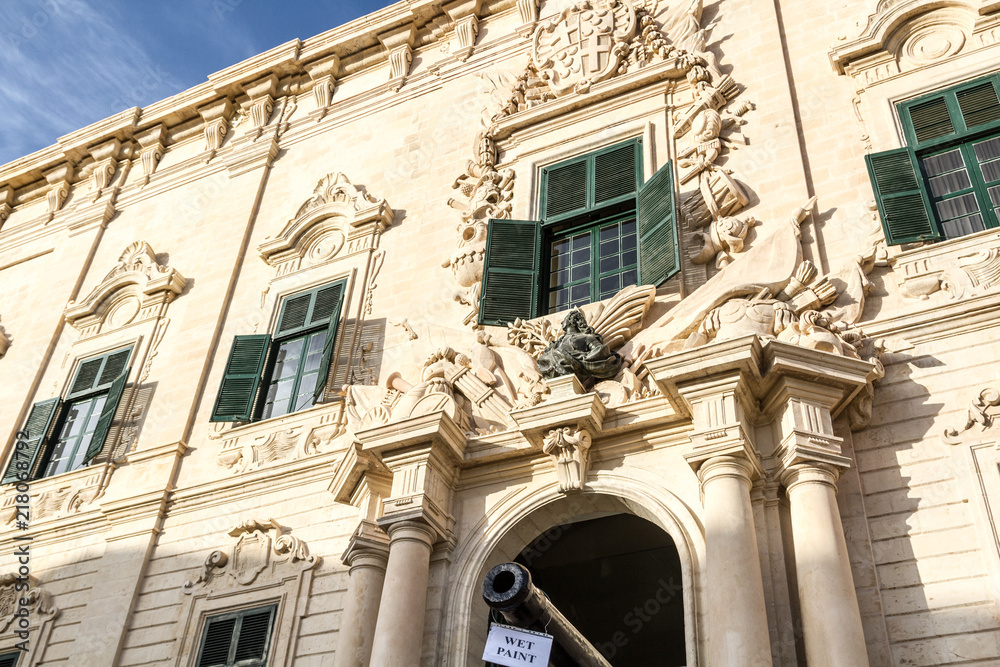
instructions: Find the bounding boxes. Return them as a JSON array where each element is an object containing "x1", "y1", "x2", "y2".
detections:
[
  {"x1": 64, "y1": 242, "x2": 186, "y2": 337},
  {"x1": 0, "y1": 574, "x2": 59, "y2": 666},
  {"x1": 830, "y1": 0, "x2": 1000, "y2": 84},
  {"x1": 258, "y1": 172, "x2": 394, "y2": 274}
]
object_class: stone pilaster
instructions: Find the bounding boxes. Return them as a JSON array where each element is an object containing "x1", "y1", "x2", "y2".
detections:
[{"x1": 761, "y1": 343, "x2": 873, "y2": 667}]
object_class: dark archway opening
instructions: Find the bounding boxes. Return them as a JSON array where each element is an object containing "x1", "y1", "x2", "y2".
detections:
[{"x1": 510, "y1": 512, "x2": 687, "y2": 666}]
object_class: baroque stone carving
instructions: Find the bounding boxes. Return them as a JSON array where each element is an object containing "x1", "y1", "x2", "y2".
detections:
[
  {"x1": 197, "y1": 98, "x2": 234, "y2": 163},
  {"x1": 542, "y1": 427, "x2": 593, "y2": 492},
  {"x1": 2, "y1": 469, "x2": 109, "y2": 525},
  {"x1": 943, "y1": 387, "x2": 1000, "y2": 444},
  {"x1": 678, "y1": 107, "x2": 751, "y2": 229},
  {"x1": 0, "y1": 185, "x2": 12, "y2": 229},
  {"x1": 0, "y1": 316, "x2": 9, "y2": 358},
  {"x1": 690, "y1": 214, "x2": 756, "y2": 268},
  {"x1": 894, "y1": 228, "x2": 1000, "y2": 301},
  {"x1": 183, "y1": 518, "x2": 318, "y2": 594},
  {"x1": 64, "y1": 241, "x2": 186, "y2": 337},
  {"x1": 0, "y1": 574, "x2": 59, "y2": 633},
  {"x1": 305, "y1": 55, "x2": 340, "y2": 122},
  {"x1": 532, "y1": 0, "x2": 637, "y2": 96},
  {"x1": 259, "y1": 172, "x2": 393, "y2": 275},
  {"x1": 538, "y1": 310, "x2": 624, "y2": 384}
]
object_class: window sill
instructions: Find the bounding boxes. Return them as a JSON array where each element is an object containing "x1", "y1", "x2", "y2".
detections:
[{"x1": 891, "y1": 226, "x2": 1000, "y2": 300}]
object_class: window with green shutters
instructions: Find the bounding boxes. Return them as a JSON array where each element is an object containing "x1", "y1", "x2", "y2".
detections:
[
  {"x1": 211, "y1": 280, "x2": 346, "y2": 423},
  {"x1": 2, "y1": 346, "x2": 133, "y2": 484},
  {"x1": 869, "y1": 72, "x2": 1000, "y2": 244},
  {"x1": 196, "y1": 605, "x2": 277, "y2": 667},
  {"x1": 0, "y1": 651, "x2": 20, "y2": 667},
  {"x1": 478, "y1": 138, "x2": 679, "y2": 326}
]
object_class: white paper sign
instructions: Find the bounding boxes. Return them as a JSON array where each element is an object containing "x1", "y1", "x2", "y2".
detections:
[{"x1": 482, "y1": 623, "x2": 554, "y2": 667}]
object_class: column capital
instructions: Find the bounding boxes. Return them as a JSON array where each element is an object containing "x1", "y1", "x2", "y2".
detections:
[
  {"x1": 780, "y1": 462, "x2": 841, "y2": 492},
  {"x1": 357, "y1": 411, "x2": 466, "y2": 543},
  {"x1": 382, "y1": 519, "x2": 438, "y2": 548},
  {"x1": 342, "y1": 519, "x2": 390, "y2": 569},
  {"x1": 698, "y1": 454, "x2": 759, "y2": 487}
]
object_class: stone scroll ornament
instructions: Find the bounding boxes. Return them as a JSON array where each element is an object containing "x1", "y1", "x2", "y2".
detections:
[{"x1": 943, "y1": 388, "x2": 1000, "y2": 445}]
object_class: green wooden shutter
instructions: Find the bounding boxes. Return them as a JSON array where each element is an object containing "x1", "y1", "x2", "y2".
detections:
[
  {"x1": 637, "y1": 160, "x2": 679, "y2": 286},
  {"x1": 276, "y1": 293, "x2": 312, "y2": 337},
  {"x1": 211, "y1": 335, "x2": 271, "y2": 422},
  {"x1": 957, "y1": 80, "x2": 1000, "y2": 131},
  {"x1": 0, "y1": 652, "x2": 20, "y2": 667},
  {"x1": 866, "y1": 148, "x2": 940, "y2": 244},
  {"x1": 85, "y1": 367, "x2": 130, "y2": 463},
  {"x1": 478, "y1": 218, "x2": 541, "y2": 326},
  {"x1": 313, "y1": 283, "x2": 346, "y2": 401},
  {"x1": 542, "y1": 159, "x2": 588, "y2": 219},
  {"x1": 593, "y1": 141, "x2": 639, "y2": 207},
  {"x1": 232, "y1": 608, "x2": 275, "y2": 661},
  {"x1": 198, "y1": 616, "x2": 237, "y2": 667},
  {"x1": 69, "y1": 357, "x2": 104, "y2": 396},
  {"x1": 906, "y1": 96, "x2": 955, "y2": 144},
  {"x1": 3, "y1": 398, "x2": 61, "y2": 484}
]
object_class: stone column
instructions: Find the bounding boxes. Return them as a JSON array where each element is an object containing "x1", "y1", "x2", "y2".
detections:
[
  {"x1": 782, "y1": 464, "x2": 868, "y2": 667},
  {"x1": 646, "y1": 338, "x2": 775, "y2": 667},
  {"x1": 699, "y1": 456, "x2": 774, "y2": 666},
  {"x1": 368, "y1": 520, "x2": 437, "y2": 667},
  {"x1": 334, "y1": 522, "x2": 390, "y2": 667},
  {"x1": 355, "y1": 412, "x2": 466, "y2": 667}
]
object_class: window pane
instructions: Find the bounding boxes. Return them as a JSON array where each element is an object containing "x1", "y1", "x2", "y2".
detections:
[
  {"x1": 974, "y1": 136, "x2": 1000, "y2": 164},
  {"x1": 600, "y1": 275, "x2": 620, "y2": 297},
  {"x1": 44, "y1": 396, "x2": 106, "y2": 477},
  {"x1": 922, "y1": 149, "x2": 965, "y2": 176},
  {"x1": 570, "y1": 283, "x2": 589, "y2": 303},
  {"x1": 571, "y1": 263, "x2": 591, "y2": 281},
  {"x1": 989, "y1": 184, "x2": 1000, "y2": 207},
  {"x1": 981, "y1": 159, "x2": 1000, "y2": 184},
  {"x1": 942, "y1": 214, "x2": 985, "y2": 239},
  {"x1": 600, "y1": 255, "x2": 620, "y2": 273},
  {"x1": 926, "y1": 169, "x2": 972, "y2": 198},
  {"x1": 549, "y1": 287, "x2": 570, "y2": 311},
  {"x1": 600, "y1": 239, "x2": 619, "y2": 257},
  {"x1": 935, "y1": 193, "x2": 980, "y2": 221}
]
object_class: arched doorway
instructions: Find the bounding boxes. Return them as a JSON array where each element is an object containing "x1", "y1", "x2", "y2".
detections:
[
  {"x1": 512, "y1": 513, "x2": 686, "y2": 665},
  {"x1": 444, "y1": 481, "x2": 704, "y2": 667}
]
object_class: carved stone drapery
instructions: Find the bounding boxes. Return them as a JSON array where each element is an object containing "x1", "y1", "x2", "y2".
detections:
[
  {"x1": 64, "y1": 241, "x2": 186, "y2": 338},
  {"x1": 258, "y1": 172, "x2": 393, "y2": 276}
]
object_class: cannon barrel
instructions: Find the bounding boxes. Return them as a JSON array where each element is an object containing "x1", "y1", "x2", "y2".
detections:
[{"x1": 482, "y1": 562, "x2": 612, "y2": 667}]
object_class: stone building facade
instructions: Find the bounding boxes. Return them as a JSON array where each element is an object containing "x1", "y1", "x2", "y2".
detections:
[{"x1": 2, "y1": 0, "x2": 1000, "y2": 665}]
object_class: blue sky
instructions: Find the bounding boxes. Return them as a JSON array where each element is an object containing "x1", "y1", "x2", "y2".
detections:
[{"x1": 0, "y1": 0, "x2": 393, "y2": 166}]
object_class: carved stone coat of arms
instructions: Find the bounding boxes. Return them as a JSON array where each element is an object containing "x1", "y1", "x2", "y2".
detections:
[{"x1": 532, "y1": 0, "x2": 637, "y2": 96}]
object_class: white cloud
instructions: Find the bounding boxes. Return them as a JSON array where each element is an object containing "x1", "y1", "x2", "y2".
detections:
[{"x1": 0, "y1": 0, "x2": 187, "y2": 165}]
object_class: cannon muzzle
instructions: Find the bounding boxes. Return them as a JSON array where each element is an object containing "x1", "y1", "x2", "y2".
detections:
[{"x1": 482, "y1": 562, "x2": 612, "y2": 667}]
